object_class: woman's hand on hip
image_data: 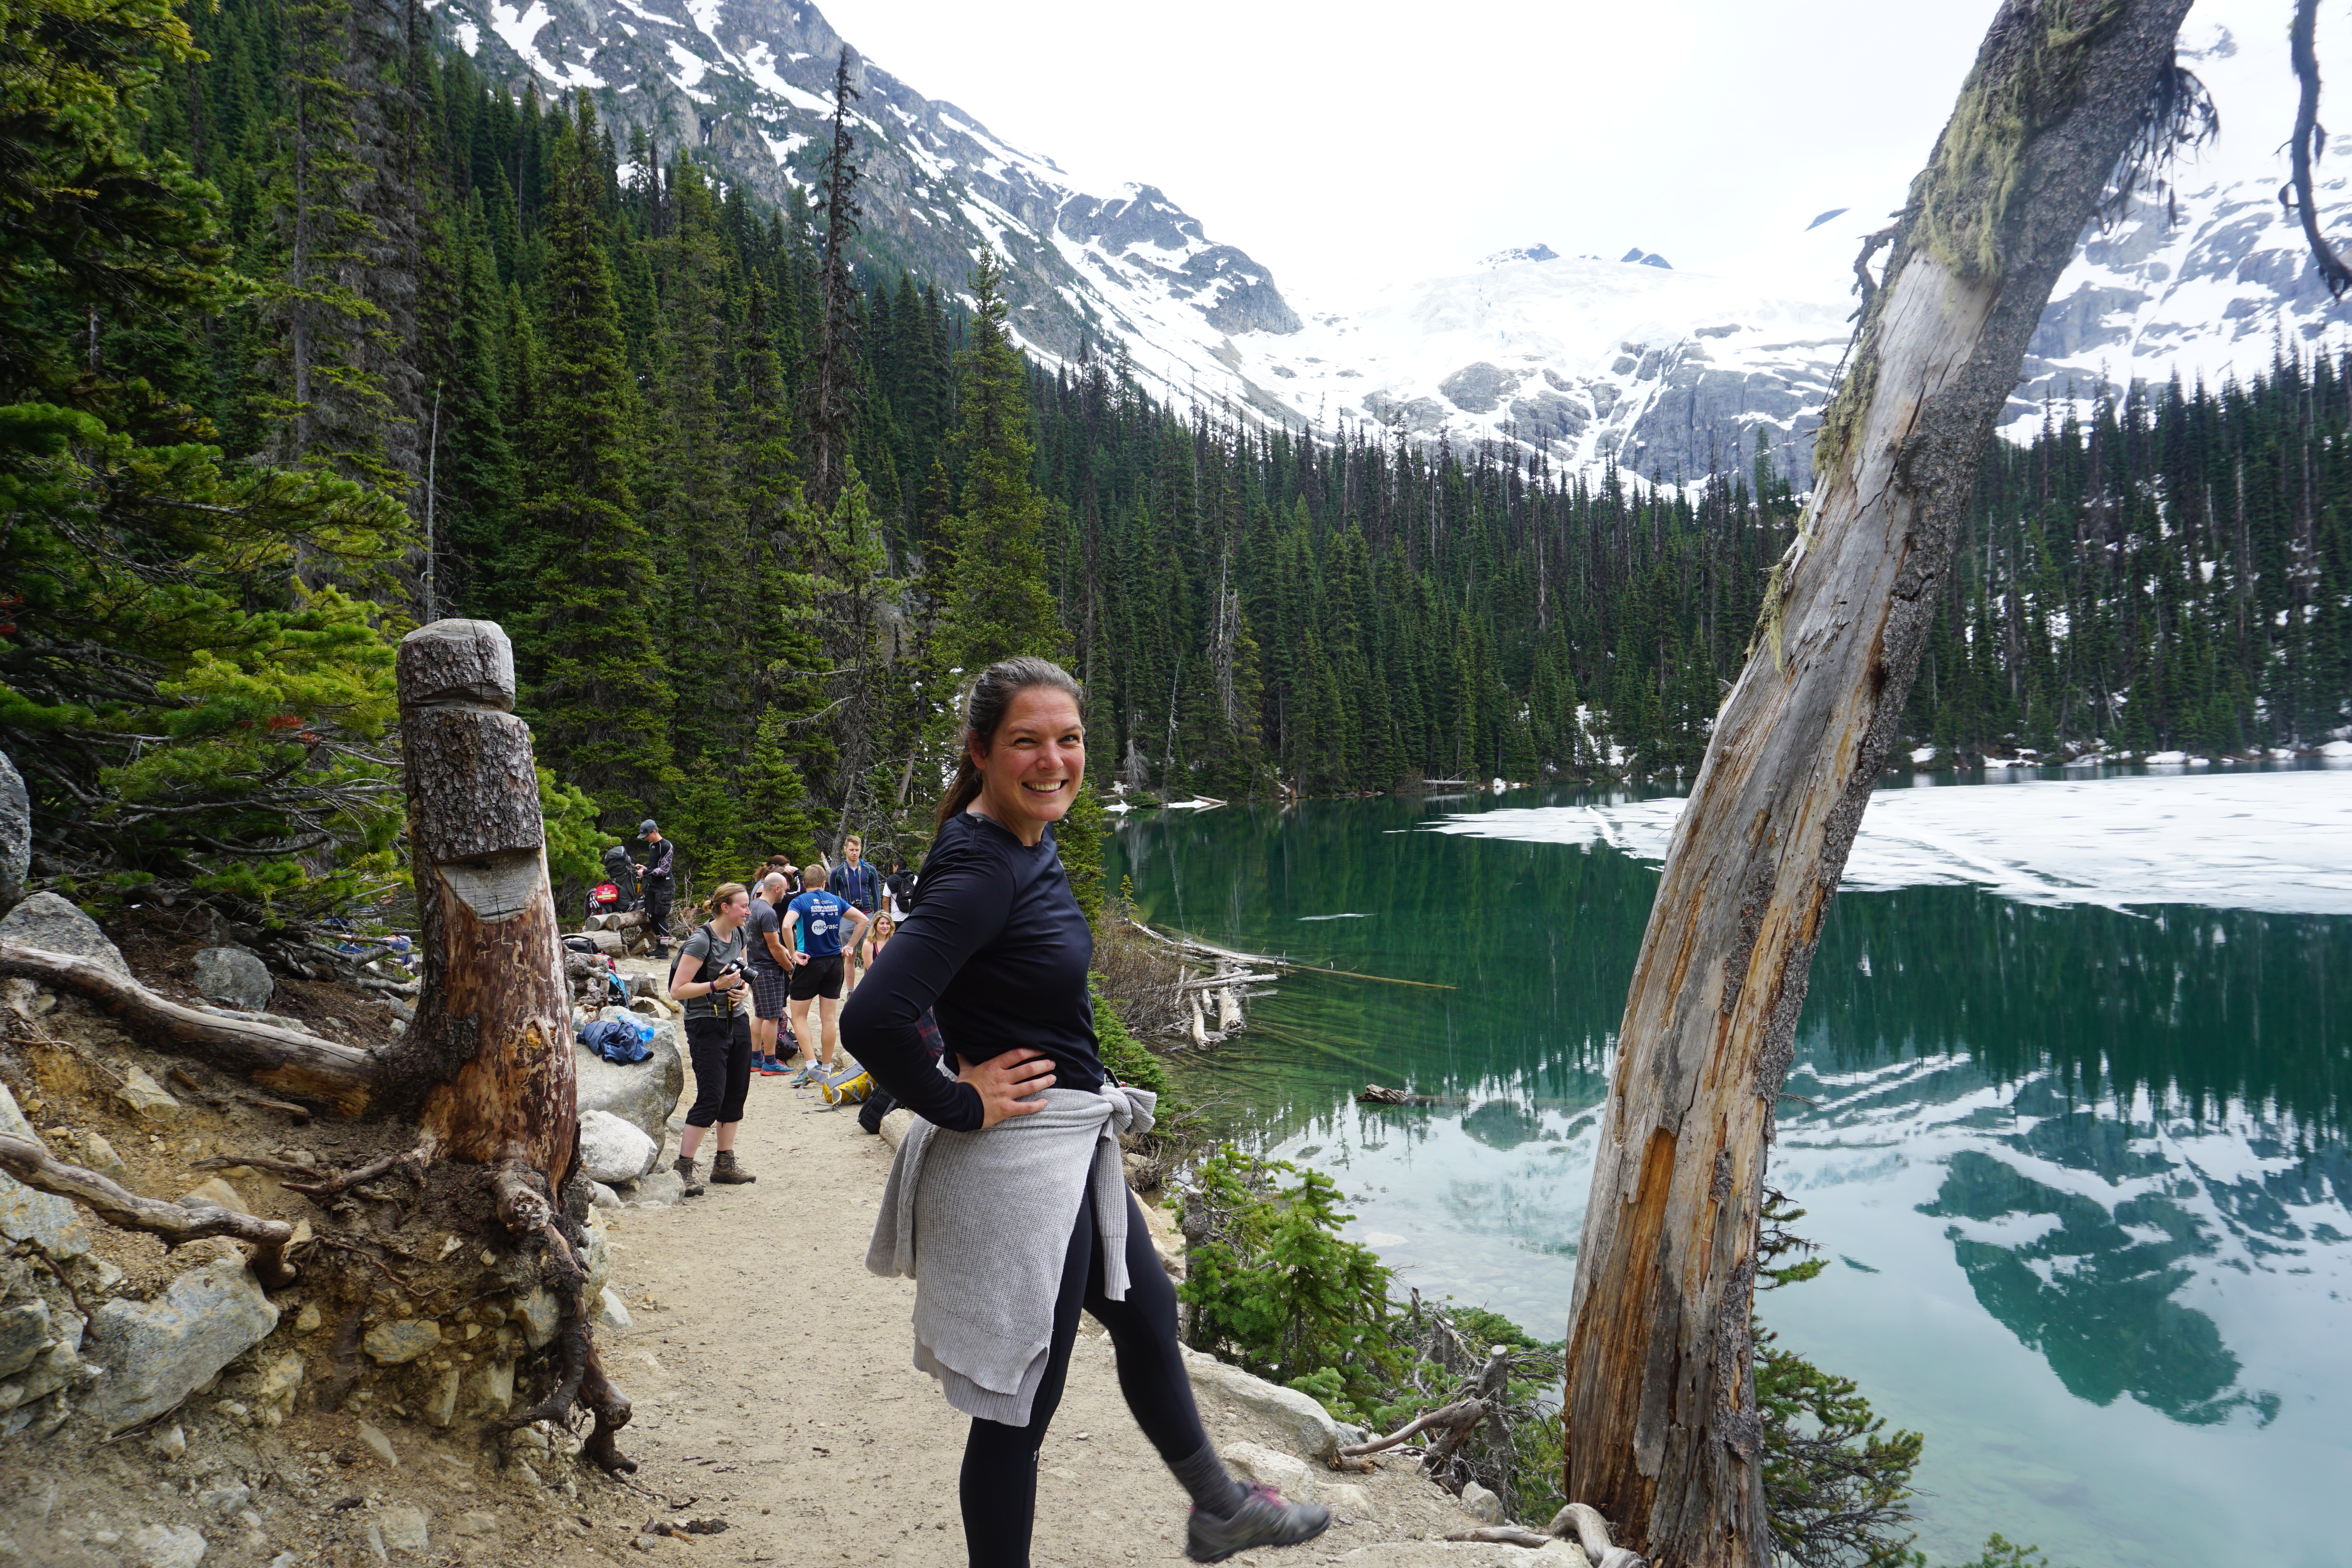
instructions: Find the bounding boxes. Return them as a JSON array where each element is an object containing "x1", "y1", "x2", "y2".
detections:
[{"x1": 958, "y1": 1049, "x2": 1055, "y2": 1129}]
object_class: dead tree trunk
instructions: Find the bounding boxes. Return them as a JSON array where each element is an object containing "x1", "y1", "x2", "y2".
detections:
[
  {"x1": 385, "y1": 619, "x2": 577, "y2": 1188},
  {"x1": 385, "y1": 621, "x2": 631, "y2": 1469},
  {"x1": 1560, "y1": 5, "x2": 2194, "y2": 1563}
]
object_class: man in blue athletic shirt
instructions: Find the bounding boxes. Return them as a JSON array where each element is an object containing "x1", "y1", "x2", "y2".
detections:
[{"x1": 782, "y1": 867, "x2": 868, "y2": 1085}]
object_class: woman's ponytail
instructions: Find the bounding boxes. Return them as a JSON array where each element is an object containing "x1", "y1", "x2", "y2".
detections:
[{"x1": 933, "y1": 657, "x2": 1083, "y2": 829}]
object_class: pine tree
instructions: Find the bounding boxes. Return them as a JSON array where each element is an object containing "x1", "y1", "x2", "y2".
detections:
[
  {"x1": 938, "y1": 251, "x2": 1065, "y2": 671},
  {"x1": 514, "y1": 100, "x2": 673, "y2": 821}
]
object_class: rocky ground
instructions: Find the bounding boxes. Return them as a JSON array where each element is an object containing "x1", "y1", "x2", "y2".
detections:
[{"x1": 0, "y1": 904, "x2": 1583, "y2": 1568}]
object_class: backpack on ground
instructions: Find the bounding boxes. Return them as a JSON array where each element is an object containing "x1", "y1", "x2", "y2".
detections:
[{"x1": 856, "y1": 1089, "x2": 897, "y2": 1133}]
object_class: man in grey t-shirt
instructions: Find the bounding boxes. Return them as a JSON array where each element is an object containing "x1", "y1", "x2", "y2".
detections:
[{"x1": 744, "y1": 871, "x2": 797, "y2": 1074}]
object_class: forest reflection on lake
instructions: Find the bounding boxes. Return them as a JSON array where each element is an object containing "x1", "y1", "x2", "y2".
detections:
[{"x1": 1108, "y1": 766, "x2": 2351, "y2": 1568}]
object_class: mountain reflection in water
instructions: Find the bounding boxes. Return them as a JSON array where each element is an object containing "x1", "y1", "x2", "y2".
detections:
[{"x1": 1112, "y1": 773, "x2": 2350, "y2": 1568}]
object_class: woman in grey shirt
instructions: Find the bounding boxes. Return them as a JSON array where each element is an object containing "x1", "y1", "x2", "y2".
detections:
[{"x1": 668, "y1": 882, "x2": 757, "y2": 1195}]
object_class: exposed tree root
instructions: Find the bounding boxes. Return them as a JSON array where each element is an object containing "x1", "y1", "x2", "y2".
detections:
[
  {"x1": 282, "y1": 1135, "x2": 439, "y2": 1200},
  {"x1": 0, "y1": 941, "x2": 380, "y2": 1114},
  {"x1": 0, "y1": 1133, "x2": 300, "y2": 1288},
  {"x1": 485, "y1": 1165, "x2": 635, "y2": 1474},
  {"x1": 1441, "y1": 1502, "x2": 1647, "y2": 1565}
]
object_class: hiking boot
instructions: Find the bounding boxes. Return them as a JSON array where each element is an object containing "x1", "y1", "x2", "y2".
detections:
[
  {"x1": 1185, "y1": 1485, "x2": 1331, "y2": 1564},
  {"x1": 672, "y1": 1155, "x2": 706, "y2": 1198},
  {"x1": 710, "y1": 1150, "x2": 756, "y2": 1184}
]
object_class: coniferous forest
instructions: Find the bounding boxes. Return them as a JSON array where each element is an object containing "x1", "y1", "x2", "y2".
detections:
[{"x1": 6, "y1": 0, "x2": 2349, "y2": 911}]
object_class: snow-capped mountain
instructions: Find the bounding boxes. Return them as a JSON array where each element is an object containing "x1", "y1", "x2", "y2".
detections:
[
  {"x1": 439, "y1": 0, "x2": 2351, "y2": 485},
  {"x1": 431, "y1": 0, "x2": 1301, "y2": 414}
]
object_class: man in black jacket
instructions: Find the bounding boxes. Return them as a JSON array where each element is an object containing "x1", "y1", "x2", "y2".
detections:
[{"x1": 635, "y1": 819, "x2": 676, "y2": 957}]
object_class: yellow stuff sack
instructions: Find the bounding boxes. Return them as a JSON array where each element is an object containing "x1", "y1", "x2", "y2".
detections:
[{"x1": 819, "y1": 1067, "x2": 873, "y2": 1107}]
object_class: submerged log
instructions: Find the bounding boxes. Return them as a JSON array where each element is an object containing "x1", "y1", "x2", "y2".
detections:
[{"x1": 1560, "y1": 7, "x2": 2196, "y2": 1564}]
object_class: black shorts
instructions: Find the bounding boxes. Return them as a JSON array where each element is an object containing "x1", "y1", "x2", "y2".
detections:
[
  {"x1": 789, "y1": 955, "x2": 844, "y2": 1001},
  {"x1": 750, "y1": 968, "x2": 792, "y2": 1019}
]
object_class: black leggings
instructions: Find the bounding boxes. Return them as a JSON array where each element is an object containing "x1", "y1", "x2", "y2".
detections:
[
  {"x1": 682, "y1": 1014, "x2": 751, "y2": 1126},
  {"x1": 960, "y1": 1182, "x2": 1208, "y2": 1568}
]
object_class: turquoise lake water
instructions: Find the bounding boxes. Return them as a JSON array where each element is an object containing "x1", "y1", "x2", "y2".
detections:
[{"x1": 1106, "y1": 767, "x2": 2352, "y2": 1568}]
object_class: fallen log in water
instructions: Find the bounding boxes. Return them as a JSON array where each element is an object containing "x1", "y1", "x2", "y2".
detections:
[{"x1": 1357, "y1": 1083, "x2": 1472, "y2": 1108}]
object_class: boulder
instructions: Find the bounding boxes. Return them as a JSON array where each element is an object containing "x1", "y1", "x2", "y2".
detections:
[
  {"x1": 79, "y1": 1131, "x2": 129, "y2": 1185},
  {"x1": 0, "y1": 750, "x2": 26, "y2": 913},
  {"x1": 597, "y1": 1287, "x2": 632, "y2": 1332},
  {"x1": 128, "y1": 1524, "x2": 208, "y2": 1568},
  {"x1": 879, "y1": 1108, "x2": 919, "y2": 1151},
  {"x1": 1459, "y1": 1481, "x2": 1505, "y2": 1524},
  {"x1": 114, "y1": 1064, "x2": 185, "y2": 1124},
  {"x1": 573, "y1": 1019, "x2": 683, "y2": 1155},
  {"x1": 91, "y1": 1256, "x2": 281, "y2": 1431},
  {"x1": 626, "y1": 1169, "x2": 686, "y2": 1208},
  {"x1": 379, "y1": 1503, "x2": 429, "y2": 1553},
  {"x1": 0, "y1": 1299, "x2": 51, "y2": 1377},
  {"x1": 0, "y1": 891, "x2": 127, "y2": 977},
  {"x1": 1182, "y1": 1348, "x2": 1343, "y2": 1461},
  {"x1": 577, "y1": 1109, "x2": 659, "y2": 1184},
  {"x1": 191, "y1": 946, "x2": 272, "y2": 1012},
  {"x1": 177, "y1": 1177, "x2": 250, "y2": 1214},
  {"x1": 362, "y1": 1319, "x2": 441, "y2": 1365},
  {"x1": 0, "y1": 1081, "x2": 92, "y2": 1258},
  {"x1": 1220, "y1": 1439, "x2": 1310, "y2": 1497},
  {"x1": 514, "y1": 1286, "x2": 560, "y2": 1350}
]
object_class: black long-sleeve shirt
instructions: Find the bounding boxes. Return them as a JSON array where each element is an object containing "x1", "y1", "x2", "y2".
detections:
[{"x1": 840, "y1": 811, "x2": 1103, "y2": 1132}]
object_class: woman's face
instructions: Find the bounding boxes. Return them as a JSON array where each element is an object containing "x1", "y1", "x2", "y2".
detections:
[
  {"x1": 972, "y1": 686, "x2": 1085, "y2": 843},
  {"x1": 719, "y1": 890, "x2": 750, "y2": 924}
]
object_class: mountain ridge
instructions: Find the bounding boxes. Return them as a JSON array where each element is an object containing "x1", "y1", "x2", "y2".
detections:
[{"x1": 440, "y1": 0, "x2": 2352, "y2": 485}]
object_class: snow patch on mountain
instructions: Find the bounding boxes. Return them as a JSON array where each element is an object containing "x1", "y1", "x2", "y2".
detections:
[{"x1": 438, "y1": 0, "x2": 2352, "y2": 483}]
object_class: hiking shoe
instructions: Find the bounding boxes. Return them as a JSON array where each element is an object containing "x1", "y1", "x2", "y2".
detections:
[
  {"x1": 710, "y1": 1150, "x2": 756, "y2": 1184},
  {"x1": 672, "y1": 1155, "x2": 706, "y2": 1198},
  {"x1": 758, "y1": 1056, "x2": 788, "y2": 1076},
  {"x1": 1185, "y1": 1484, "x2": 1331, "y2": 1563}
]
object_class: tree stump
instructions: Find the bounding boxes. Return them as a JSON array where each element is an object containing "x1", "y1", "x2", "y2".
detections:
[{"x1": 387, "y1": 620, "x2": 576, "y2": 1185}]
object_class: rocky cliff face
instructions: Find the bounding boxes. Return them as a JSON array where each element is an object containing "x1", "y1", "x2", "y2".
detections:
[{"x1": 433, "y1": 0, "x2": 1299, "y2": 374}]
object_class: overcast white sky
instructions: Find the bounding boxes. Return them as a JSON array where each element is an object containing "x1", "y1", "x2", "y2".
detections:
[
  {"x1": 811, "y1": 0, "x2": 2310, "y2": 309},
  {"x1": 811, "y1": 0, "x2": 2012, "y2": 304}
]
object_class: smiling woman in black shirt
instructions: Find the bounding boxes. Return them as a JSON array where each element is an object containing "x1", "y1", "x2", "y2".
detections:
[{"x1": 842, "y1": 657, "x2": 1327, "y2": 1568}]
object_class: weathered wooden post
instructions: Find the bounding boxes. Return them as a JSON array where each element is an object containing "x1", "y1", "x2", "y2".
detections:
[{"x1": 389, "y1": 619, "x2": 576, "y2": 1194}]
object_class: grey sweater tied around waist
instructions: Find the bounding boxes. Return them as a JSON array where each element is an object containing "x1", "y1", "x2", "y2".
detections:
[{"x1": 867, "y1": 1083, "x2": 1158, "y2": 1427}]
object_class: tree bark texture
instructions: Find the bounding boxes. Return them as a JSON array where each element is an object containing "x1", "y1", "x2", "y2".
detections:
[
  {"x1": 386, "y1": 620, "x2": 576, "y2": 1188},
  {"x1": 1559, "y1": 5, "x2": 2194, "y2": 1564},
  {"x1": 0, "y1": 943, "x2": 379, "y2": 1115}
]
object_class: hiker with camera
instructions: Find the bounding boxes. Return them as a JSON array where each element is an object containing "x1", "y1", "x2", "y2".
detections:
[{"x1": 667, "y1": 881, "x2": 759, "y2": 1197}]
